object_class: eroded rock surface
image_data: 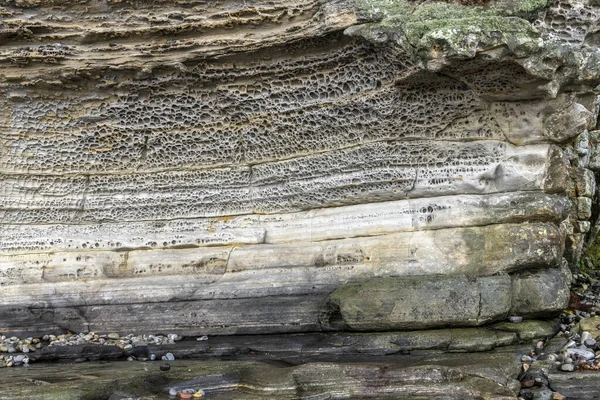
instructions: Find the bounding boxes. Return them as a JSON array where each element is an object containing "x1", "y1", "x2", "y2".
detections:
[{"x1": 0, "y1": 0, "x2": 599, "y2": 342}]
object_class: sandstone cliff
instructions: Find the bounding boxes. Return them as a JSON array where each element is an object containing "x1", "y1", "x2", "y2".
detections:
[{"x1": 1, "y1": 0, "x2": 599, "y2": 340}]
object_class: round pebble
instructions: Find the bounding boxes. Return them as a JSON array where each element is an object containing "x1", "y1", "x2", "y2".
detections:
[
  {"x1": 160, "y1": 362, "x2": 171, "y2": 371},
  {"x1": 150, "y1": 354, "x2": 156, "y2": 361},
  {"x1": 165, "y1": 352, "x2": 175, "y2": 361},
  {"x1": 509, "y1": 316, "x2": 523, "y2": 323},
  {"x1": 560, "y1": 363, "x2": 576, "y2": 372}
]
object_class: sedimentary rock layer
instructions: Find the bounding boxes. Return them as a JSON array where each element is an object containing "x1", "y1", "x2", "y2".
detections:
[
  {"x1": 0, "y1": 268, "x2": 569, "y2": 336},
  {"x1": 1, "y1": 0, "x2": 599, "y2": 337},
  {"x1": 0, "y1": 352, "x2": 524, "y2": 400}
]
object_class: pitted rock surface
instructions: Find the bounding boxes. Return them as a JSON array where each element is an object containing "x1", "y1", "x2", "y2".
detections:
[{"x1": 0, "y1": 0, "x2": 599, "y2": 339}]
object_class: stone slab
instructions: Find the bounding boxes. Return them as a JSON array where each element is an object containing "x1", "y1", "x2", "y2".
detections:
[{"x1": 323, "y1": 275, "x2": 512, "y2": 331}]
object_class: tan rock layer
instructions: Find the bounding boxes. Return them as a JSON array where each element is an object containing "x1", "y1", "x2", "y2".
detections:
[{"x1": 1, "y1": 191, "x2": 569, "y2": 254}]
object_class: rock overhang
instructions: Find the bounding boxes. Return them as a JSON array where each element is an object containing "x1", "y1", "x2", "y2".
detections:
[{"x1": 0, "y1": 0, "x2": 598, "y2": 337}]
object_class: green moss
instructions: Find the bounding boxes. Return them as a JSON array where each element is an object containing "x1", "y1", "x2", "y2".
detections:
[
  {"x1": 515, "y1": 0, "x2": 548, "y2": 13},
  {"x1": 353, "y1": 0, "x2": 412, "y2": 19},
  {"x1": 579, "y1": 233, "x2": 600, "y2": 272},
  {"x1": 350, "y1": 0, "x2": 546, "y2": 68}
]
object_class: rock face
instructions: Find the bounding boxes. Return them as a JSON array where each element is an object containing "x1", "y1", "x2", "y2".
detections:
[{"x1": 0, "y1": 0, "x2": 599, "y2": 336}]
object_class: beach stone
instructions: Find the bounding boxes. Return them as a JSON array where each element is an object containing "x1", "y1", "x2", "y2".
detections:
[
  {"x1": 560, "y1": 364, "x2": 575, "y2": 372},
  {"x1": 581, "y1": 331, "x2": 592, "y2": 342},
  {"x1": 578, "y1": 317, "x2": 600, "y2": 338},
  {"x1": 532, "y1": 388, "x2": 555, "y2": 400},
  {"x1": 566, "y1": 347, "x2": 595, "y2": 361},
  {"x1": 160, "y1": 363, "x2": 171, "y2": 371}
]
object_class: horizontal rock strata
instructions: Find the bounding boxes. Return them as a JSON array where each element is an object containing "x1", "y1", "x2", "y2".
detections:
[
  {"x1": 0, "y1": 352, "x2": 525, "y2": 400},
  {"x1": 0, "y1": 269, "x2": 568, "y2": 336},
  {"x1": 19, "y1": 320, "x2": 556, "y2": 363},
  {"x1": 1, "y1": 0, "x2": 599, "y2": 339}
]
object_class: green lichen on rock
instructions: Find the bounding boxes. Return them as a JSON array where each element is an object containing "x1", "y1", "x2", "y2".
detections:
[{"x1": 350, "y1": 0, "x2": 547, "y2": 70}]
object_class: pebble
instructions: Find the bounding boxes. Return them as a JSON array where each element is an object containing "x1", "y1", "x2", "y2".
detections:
[
  {"x1": 0, "y1": 330, "x2": 198, "y2": 368},
  {"x1": 532, "y1": 388, "x2": 554, "y2": 400},
  {"x1": 196, "y1": 336, "x2": 208, "y2": 341},
  {"x1": 521, "y1": 379, "x2": 535, "y2": 388},
  {"x1": 538, "y1": 354, "x2": 557, "y2": 362},
  {"x1": 536, "y1": 340, "x2": 544, "y2": 349},
  {"x1": 562, "y1": 340, "x2": 576, "y2": 351},
  {"x1": 566, "y1": 347, "x2": 595, "y2": 360},
  {"x1": 584, "y1": 339, "x2": 597, "y2": 348},
  {"x1": 169, "y1": 388, "x2": 178, "y2": 396},
  {"x1": 581, "y1": 331, "x2": 592, "y2": 342},
  {"x1": 178, "y1": 393, "x2": 193, "y2": 399},
  {"x1": 509, "y1": 316, "x2": 523, "y2": 323},
  {"x1": 521, "y1": 355, "x2": 533, "y2": 362},
  {"x1": 160, "y1": 362, "x2": 171, "y2": 371},
  {"x1": 560, "y1": 363, "x2": 576, "y2": 372}
]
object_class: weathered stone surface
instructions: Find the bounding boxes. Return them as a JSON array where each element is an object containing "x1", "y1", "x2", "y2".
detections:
[
  {"x1": 491, "y1": 320, "x2": 559, "y2": 342},
  {"x1": 0, "y1": 351, "x2": 523, "y2": 400},
  {"x1": 548, "y1": 372, "x2": 600, "y2": 400},
  {"x1": 0, "y1": 223, "x2": 563, "y2": 309},
  {"x1": 17, "y1": 324, "x2": 552, "y2": 363},
  {"x1": 511, "y1": 267, "x2": 571, "y2": 317},
  {"x1": 577, "y1": 317, "x2": 600, "y2": 339},
  {"x1": 323, "y1": 275, "x2": 512, "y2": 331},
  {"x1": 0, "y1": 0, "x2": 598, "y2": 338}
]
